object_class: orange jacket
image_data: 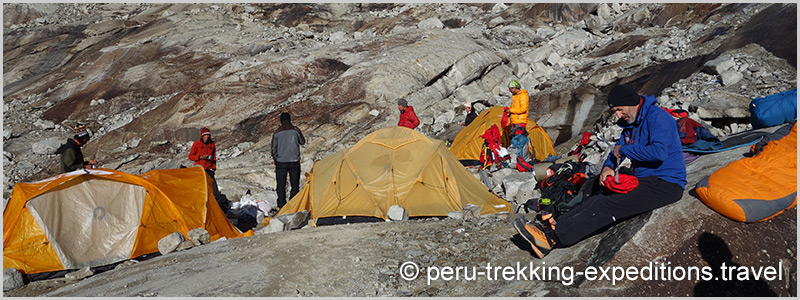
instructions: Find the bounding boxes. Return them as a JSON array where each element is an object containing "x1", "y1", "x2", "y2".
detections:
[
  {"x1": 188, "y1": 139, "x2": 216, "y2": 170},
  {"x1": 509, "y1": 89, "x2": 529, "y2": 125}
]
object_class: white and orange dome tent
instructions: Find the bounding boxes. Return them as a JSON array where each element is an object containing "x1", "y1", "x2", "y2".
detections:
[{"x1": 3, "y1": 166, "x2": 244, "y2": 275}]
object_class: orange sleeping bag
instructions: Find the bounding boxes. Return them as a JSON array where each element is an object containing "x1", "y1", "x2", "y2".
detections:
[{"x1": 695, "y1": 123, "x2": 797, "y2": 222}]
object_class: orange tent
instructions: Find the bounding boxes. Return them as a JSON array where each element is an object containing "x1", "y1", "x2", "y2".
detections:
[
  {"x1": 3, "y1": 166, "x2": 243, "y2": 275},
  {"x1": 450, "y1": 106, "x2": 556, "y2": 162},
  {"x1": 696, "y1": 123, "x2": 797, "y2": 222}
]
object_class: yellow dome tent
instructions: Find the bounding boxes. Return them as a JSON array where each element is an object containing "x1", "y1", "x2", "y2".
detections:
[
  {"x1": 450, "y1": 106, "x2": 557, "y2": 162},
  {"x1": 3, "y1": 166, "x2": 244, "y2": 275},
  {"x1": 276, "y1": 127, "x2": 511, "y2": 224}
]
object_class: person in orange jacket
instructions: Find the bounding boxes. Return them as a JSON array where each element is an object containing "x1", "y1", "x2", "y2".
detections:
[
  {"x1": 397, "y1": 98, "x2": 420, "y2": 129},
  {"x1": 188, "y1": 126, "x2": 230, "y2": 212},
  {"x1": 506, "y1": 80, "x2": 529, "y2": 127}
]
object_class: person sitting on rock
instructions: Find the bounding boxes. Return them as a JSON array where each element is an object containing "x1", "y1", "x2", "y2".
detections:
[
  {"x1": 397, "y1": 98, "x2": 420, "y2": 129},
  {"x1": 459, "y1": 102, "x2": 478, "y2": 126},
  {"x1": 513, "y1": 84, "x2": 687, "y2": 258},
  {"x1": 55, "y1": 124, "x2": 98, "y2": 173}
]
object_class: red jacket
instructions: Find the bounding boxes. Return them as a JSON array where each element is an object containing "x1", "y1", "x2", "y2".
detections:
[
  {"x1": 398, "y1": 106, "x2": 420, "y2": 129},
  {"x1": 188, "y1": 139, "x2": 216, "y2": 170}
]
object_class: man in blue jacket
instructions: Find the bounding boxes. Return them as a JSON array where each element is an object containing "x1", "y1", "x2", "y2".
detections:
[{"x1": 514, "y1": 84, "x2": 687, "y2": 258}]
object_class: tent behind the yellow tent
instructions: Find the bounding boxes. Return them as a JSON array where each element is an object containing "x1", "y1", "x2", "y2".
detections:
[{"x1": 450, "y1": 106, "x2": 556, "y2": 162}]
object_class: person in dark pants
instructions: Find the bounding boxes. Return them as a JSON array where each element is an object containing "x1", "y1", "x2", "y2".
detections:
[
  {"x1": 514, "y1": 84, "x2": 687, "y2": 258},
  {"x1": 271, "y1": 112, "x2": 305, "y2": 209},
  {"x1": 188, "y1": 126, "x2": 230, "y2": 212}
]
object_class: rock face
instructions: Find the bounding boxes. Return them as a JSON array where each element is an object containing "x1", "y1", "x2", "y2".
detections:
[{"x1": 2, "y1": 3, "x2": 796, "y2": 201}]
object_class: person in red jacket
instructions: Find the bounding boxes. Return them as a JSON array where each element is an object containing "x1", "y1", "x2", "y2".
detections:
[
  {"x1": 188, "y1": 126, "x2": 230, "y2": 212},
  {"x1": 397, "y1": 98, "x2": 420, "y2": 129}
]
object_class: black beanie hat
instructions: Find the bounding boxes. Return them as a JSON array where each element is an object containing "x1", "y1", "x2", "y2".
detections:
[
  {"x1": 280, "y1": 112, "x2": 291, "y2": 123},
  {"x1": 608, "y1": 85, "x2": 641, "y2": 108}
]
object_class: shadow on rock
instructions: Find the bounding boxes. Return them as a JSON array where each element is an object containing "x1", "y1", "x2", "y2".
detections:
[
  {"x1": 510, "y1": 234, "x2": 538, "y2": 256},
  {"x1": 693, "y1": 232, "x2": 777, "y2": 296}
]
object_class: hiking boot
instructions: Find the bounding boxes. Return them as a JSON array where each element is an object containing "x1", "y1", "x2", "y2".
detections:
[{"x1": 513, "y1": 215, "x2": 556, "y2": 258}]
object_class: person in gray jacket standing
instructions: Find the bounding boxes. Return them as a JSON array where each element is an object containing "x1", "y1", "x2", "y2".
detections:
[{"x1": 271, "y1": 112, "x2": 306, "y2": 209}]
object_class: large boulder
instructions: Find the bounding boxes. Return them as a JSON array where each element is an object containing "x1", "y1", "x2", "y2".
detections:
[
  {"x1": 3, "y1": 268, "x2": 24, "y2": 291},
  {"x1": 31, "y1": 138, "x2": 62, "y2": 155},
  {"x1": 274, "y1": 210, "x2": 310, "y2": 230},
  {"x1": 157, "y1": 232, "x2": 186, "y2": 255},
  {"x1": 693, "y1": 90, "x2": 752, "y2": 119},
  {"x1": 502, "y1": 172, "x2": 538, "y2": 205}
]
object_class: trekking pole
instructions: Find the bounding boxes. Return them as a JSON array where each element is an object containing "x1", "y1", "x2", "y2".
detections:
[{"x1": 614, "y1": 155, "x2": 621, "y2": 183}]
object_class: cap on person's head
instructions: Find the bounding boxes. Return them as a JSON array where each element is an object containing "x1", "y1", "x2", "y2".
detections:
[
  {"x1": 201, "y1": 127, "x2": 211, "y2": 136},
  {"x1": 74, "y1": 131, "x2": 90, "y2": 143},
  {"x1": 397, "y1": 98, "x2": 408, "y2": 107},
  {"x1": 280, "y1": 112, "x2": 291, "y2": 123},
  {"x1": 463, "y1": 102, "x2": 471, "y2": 108},
  {"x1": 508, "y1": 80, "x2": 521, "y2": 89},
  {"x1": 73, "y1": 123, "x2": 91, "y2": 142},
  {"x1": 607, "y1": 85, "x2": 641, "y2": 108}
]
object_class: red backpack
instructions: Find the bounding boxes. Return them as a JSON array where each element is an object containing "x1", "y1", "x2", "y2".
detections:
[{"x1": 479, "y1": 125, "x2": 508, "y2": 169}]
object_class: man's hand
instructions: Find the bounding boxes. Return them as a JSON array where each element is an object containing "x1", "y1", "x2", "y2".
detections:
[
  {"x1": 88, "y1": 159, "x2": 98, "y2": 165},
  {"x1": 613, "y1": 145, "x2": 622, "y2": 158},
  {"x1": 599, "y1": 166, "x2": 615, "y2": 187}
]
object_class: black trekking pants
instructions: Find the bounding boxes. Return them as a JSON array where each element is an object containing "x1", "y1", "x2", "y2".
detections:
[
  {"x1": 275, "y1": 161, "x2": 301, "y2": 209},
  {"x1": 205, "y1": 169, "x2": 229, "y2": 212},
  {"x1": 553, "y1": 176, "x2": 684, "y2": 246}
]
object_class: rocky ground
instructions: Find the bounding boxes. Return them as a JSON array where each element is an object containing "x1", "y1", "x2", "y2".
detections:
[{"x1": 3, "y1": 3, "x2": 797, "y2": 297}]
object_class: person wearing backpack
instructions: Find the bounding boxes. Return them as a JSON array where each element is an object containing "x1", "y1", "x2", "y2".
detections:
[
  {"x1": 55, "y1": 125, "x2": 97, "y2": 173},
  {"x1": 513, "y1": 84, "x2": 687, "y2": 258}
]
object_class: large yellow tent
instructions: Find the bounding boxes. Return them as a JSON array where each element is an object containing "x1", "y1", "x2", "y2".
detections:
[
  {"x1": 450, "y1": 106, "x2": 556, "y2": 162},
  {"x1": 3, "y1": 166, "x2": 243, "y2": 275},
  {"x1": 276, "y1": 127, "x2": 511, "y2": 223}
]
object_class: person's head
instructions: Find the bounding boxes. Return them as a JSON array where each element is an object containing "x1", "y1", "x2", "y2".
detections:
[
  {"x1": 508, "y1": 80, "x2": 521, "y2": 94},
  {"x1": 73, "y1": 132, "x2": 90, "y2": 146},
  {"x1": 397, "y1": 98, "x2": 408, "y2": 111},
  {"x1": 200, "y1": 126, "x2": 211, "y2": 142},
  {"x1": 280, "y1": 112, "x2": 291, "y2": 124},
  {"x1": 607, "y1": 84, "x2": 643, "y2": 124},
  {"x1": 463, "y1": 102, "x2": 472, "y2": 112}
]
